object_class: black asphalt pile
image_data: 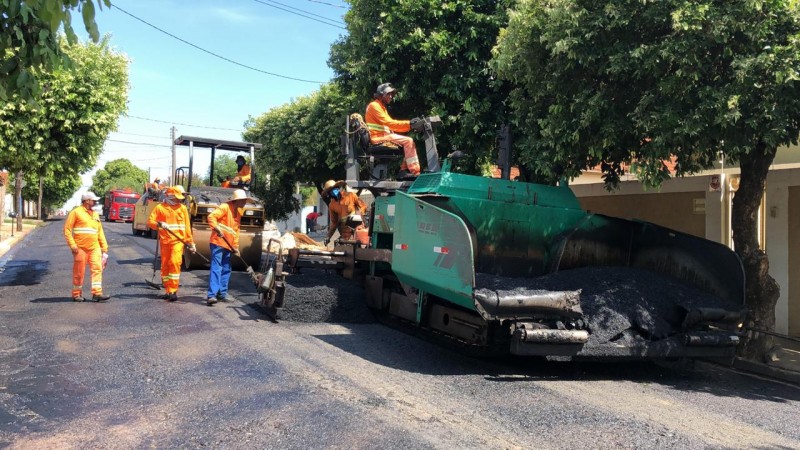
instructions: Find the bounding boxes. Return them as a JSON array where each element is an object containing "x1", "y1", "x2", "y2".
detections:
[
  {"x1": 277, "y1": 270, "x2": 375, "y2": 323},
  {"x1": 475, "y1": 266, "x2": 741, "y2": 347}
]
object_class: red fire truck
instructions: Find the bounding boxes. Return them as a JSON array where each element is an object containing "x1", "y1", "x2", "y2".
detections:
[{"x1": 103, "y1": 189, "x2": 140, "y2": 222}]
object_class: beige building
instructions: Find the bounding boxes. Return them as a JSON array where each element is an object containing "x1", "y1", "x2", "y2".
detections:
[{"x1": 568, "y1": 146, "x2": 800, "y2": 337}]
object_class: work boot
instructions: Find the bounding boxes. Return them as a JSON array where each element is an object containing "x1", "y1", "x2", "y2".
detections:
[
  {"x1": 72, "y1": 296, "x2": 85, "y2": 302},
  {"x1": 92, "y1": 294, "x2": 111, "y2": 303},
  {"x1": 168, "y1": 293, "x2": 178, "y2": 302},
  {"x1": 217, "y1": 294, "x2": 228, "y2": 302},
  {"x1": 206, "y1": 297, "x2": 218, "y2": 306}
]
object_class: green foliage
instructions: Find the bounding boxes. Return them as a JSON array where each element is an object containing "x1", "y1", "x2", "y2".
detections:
[
  {"x1": 299, "y1": 185, "x2": 318, "y2": 207},
  {"x1": 493, "y1": 0, "x2": 800, "y2": 335},
  {"x1": 21, "y1": 171, "x2": 81, "y2": 209},
  {"x1": 0, "y1": 0, "x2": 111, "y2": 101},
  {"x1": 243, "y1": 83, "x2": 357, "y2": 220},
  {"x1": 0, "y1": 37, "x2": 129, "y2": 203},
  {"x1": 90, "y1": 159, "x2": 149, "y2": 194},
  {"x1": 205, "y1": 154, "x2": 239, "y2": 185},
  {"x1": 329, "y1": 0, "x2": 515, "y2": 171},
  {"x1": 493, "y1": 0, "x2": 800, "y2": 188}
]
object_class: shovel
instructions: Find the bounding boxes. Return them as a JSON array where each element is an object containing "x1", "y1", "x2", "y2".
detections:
[{"x1": 145, "y1": 235, "x2": 162, "y2": 289}]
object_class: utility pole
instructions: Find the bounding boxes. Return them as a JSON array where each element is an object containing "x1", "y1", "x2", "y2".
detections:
[{"x1": 171, "y1": 126, "x2": 177, "y2": 184}]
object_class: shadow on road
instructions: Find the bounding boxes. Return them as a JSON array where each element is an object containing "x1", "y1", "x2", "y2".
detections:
[
  {"x1": 311, "y1": 324, "x2": 800, "y2": 403},
  {"x1": 30, "y1": 297, "x2": 73, "y2": 303}
]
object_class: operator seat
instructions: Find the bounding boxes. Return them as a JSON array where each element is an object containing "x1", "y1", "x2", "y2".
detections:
[{"x1": 350, "y1": 113, "x2": 403, "y2": 180}]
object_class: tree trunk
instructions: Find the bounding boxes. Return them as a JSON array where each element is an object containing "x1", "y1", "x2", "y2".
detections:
[
  {"x1": 731, "y1": 141, "x2": 781, "y2": 360},
  {"x1": 14, "y1": 171, "x2": 23, "y2": 232},
  {"x1": 38, "y1": 176, "x2": 44, "y2": 220},
  {"x1": 0, "y1": 171, "x2": 6, "y2": 239}
]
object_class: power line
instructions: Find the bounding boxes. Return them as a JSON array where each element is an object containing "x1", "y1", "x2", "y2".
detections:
[
  {"x1": 109, "y1": 2, "x2": 326, "y2": 84},
  {"x1": 106, "y1": 139, "x2": 172, "y2": 148},
  {"x1": 127, "y1": 115, "x2": 243, "y2": 131},
  {"x1": 306, "y1": 0, "x2": 348, "y2": 9},
  {"x1": 112, "y1": 131, "x2": 171, "y2": 139},
  {"x1": 253, "y1": 0, "x2": 345, "y2": 29}
]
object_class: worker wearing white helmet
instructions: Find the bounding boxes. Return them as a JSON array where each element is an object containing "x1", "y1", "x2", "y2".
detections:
[
  {"x1": 63, "y1": 192, "x2": 110, "y2": 302},
  {"x1": 206, "y1": 189, "x2": 248, "y2": 305}
]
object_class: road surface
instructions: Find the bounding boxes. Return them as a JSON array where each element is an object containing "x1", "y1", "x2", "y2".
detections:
[{"x1": 1, "y1": 219, "x2": 799, "y2": 449}]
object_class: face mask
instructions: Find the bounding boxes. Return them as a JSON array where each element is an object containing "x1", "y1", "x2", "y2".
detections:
[{"x1": 331, "y1": 188, "x2": 340, "y2": 199}]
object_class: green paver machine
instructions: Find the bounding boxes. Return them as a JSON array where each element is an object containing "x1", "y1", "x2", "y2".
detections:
[{"x1": 267, "y1": 117, "x2": 745, "y2": 361}]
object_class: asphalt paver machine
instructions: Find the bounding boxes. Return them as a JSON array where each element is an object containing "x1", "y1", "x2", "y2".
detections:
[{"x1": 258, "y1": 118, "x2": 746, "y2": 361}]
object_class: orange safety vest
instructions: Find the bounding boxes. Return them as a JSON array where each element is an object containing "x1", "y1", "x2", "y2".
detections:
[
  {"x1": 147, "y1": 202, "x2": 193, "y2": 245},
  {"x1": 365, "y1": 100, "x2": 411, "y2": 141},
  {"x1": 64, "y1": 206, "x2": 108, "y2": 252},
  {"x1": 207, "y1": 202, "x2": 241, "y2": 251}
]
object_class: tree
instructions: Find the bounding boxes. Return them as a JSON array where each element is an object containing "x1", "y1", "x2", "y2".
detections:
[
  {"x1": 243, "y1": 83, "x2": 357, "y2": 220},
  {"x1": 1, "y1": 0, "x2": 110, "y2": 101},
  {"x1": 492, "y1": 0, "x2": 800, "y2": 357},
  {"x1": 329, "y1": 0, "x2": 515, "y2": 171},
  {"x1": 89, "y1": 159, "x2": 149, "y2": 194},
  {"x1": 0, "y1": 36, "x2": 129, "y2": 228},
  {"x1": 205, "y1": 154, "x2": 239, "y2": 185},
  {"x1": 21, "y1": 170, "x2": 81, "y2": 215}
]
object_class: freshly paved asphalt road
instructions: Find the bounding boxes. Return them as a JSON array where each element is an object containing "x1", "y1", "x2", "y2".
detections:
[{"x1": 1, "y1": 219, "x2": 800, "y2": 449}]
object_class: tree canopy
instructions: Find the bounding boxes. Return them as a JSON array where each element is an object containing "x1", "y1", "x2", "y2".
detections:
[
  {"x1": 329, "y1": 0, "x2": 515, "y2": 171},
  {"x1": 1, "y1": 0, "x2": 110, "y2": 101},
  {"x1": 0, "y1": 36, "x2": 129, "y2": 222},
  {"x1": 492, "y1": 0, "x2": 800, "y2": 351},
  {"x1": 89, "y1": 159, "x2": 149, "y2": 194},
  {"x1": 205, "y1": 154, "x2": 239, "y2": 186},
  {"x1": 243, "y1": 83, "x2": 357, "y2": 220}
]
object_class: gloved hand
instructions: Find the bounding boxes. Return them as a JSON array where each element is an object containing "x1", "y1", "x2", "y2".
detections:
[
  {"x1": 232, "y1": 248, "x2": 240, "y2": 257},
  {"x1": 188, "y1": 244, "x2": 197, "y2": 254},
  {"x1": 410, "y1": 117, "x2": 425, "y2": 132},
  {"x1": 157, "y1": 221, "x2": 166, "y2": 229},
  {"x1": 71, "y1": 247, "x2": 79, "y2": 255},
  {"x1": 102, "y1": 252, "x2": 109, "y2": 269},
  {"x1": 215, "y1": 227, "x2": 224, "y2": 237}
]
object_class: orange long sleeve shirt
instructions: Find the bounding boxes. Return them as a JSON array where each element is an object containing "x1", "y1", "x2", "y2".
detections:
[
  {"x1": 207, "y1": 202, "x2": 241, "y2": 251},
  {"x1": 237, "y1": 164, "x2": 252, "y2": 183},
  {"x1": 328, "y1": 192, "x2": 367, "y2": 229},
  {"x1": 365, "y1": 100, "x2": 410, "y2": 140},
  {"x1": 147, "y1": 203, "x2": 193, "y2": 245},
  {"x1": 64, "y1": 206, "x2": 108, "y2": 252}
]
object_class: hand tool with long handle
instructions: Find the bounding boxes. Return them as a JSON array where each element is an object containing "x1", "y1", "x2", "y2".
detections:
[
  {"x1": 160, "y1": 223, "x2": 210, "y2": 263},
  {"x1": 145, "y1": 235, "x2": 162, "y2": 289},
  {"x1": 213, "y1": 227, "x2": 255, "y2": 277}
]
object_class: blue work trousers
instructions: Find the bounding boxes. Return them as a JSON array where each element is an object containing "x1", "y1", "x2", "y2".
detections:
[{"x1": 207, "y1": 243, "x2": 232, "y2": 299}]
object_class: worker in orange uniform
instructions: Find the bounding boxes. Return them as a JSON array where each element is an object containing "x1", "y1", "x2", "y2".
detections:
[
  {"x1": 147, "y1": 186, "x2": 196, "y2": 302},
  {"x1": 220, "y1": 176, "x2": 232, "y2": 188},
  {"x1": 365, "y1": 82, "x2": 422, "y2": 179},
  {"x1": 323, "y1": 179, "x2": 366, "y2": 245},
  {"x1": 231, "y1": 155, "x2": 251, "y2": 187},
  {"x1": 206, "y1": 189, "x2": 249, "y2": 305},
  {"x1": 63, "y1": 192, "x2": 111, "y2": 302}
]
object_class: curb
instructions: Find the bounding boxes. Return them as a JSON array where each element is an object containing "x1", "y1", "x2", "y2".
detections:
[{"x1": 732, "y1": 357, "x2": 800, "y2": 385}]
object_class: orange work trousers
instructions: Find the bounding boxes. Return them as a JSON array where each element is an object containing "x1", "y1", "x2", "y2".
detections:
[
  {"x1": 372, "y1": 133, "x2": 420, "y2": 175},
  {"x1": 160, "y1": 242, "x2": 184, "y2": 294},
  {"x1": 72, "y1": 247, "x2": 103, "y2": 298}
]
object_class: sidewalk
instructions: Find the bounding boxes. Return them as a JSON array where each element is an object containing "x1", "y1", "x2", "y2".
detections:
[{"x1": 0, "y1": 219, "x2": 43, "y2": 259}]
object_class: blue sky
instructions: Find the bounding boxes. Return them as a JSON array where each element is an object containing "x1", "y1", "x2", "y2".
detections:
[{"x1": 66, "y1": 0, "x2": 347, "y2": 207}]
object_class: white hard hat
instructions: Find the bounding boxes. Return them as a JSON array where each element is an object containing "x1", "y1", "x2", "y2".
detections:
[
  {"x1": 81, "y1": 192, "x2": 101, "y2": 201},
  {"x1": 227, "y1": 189, "x2": 248, "y2": 202}
]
